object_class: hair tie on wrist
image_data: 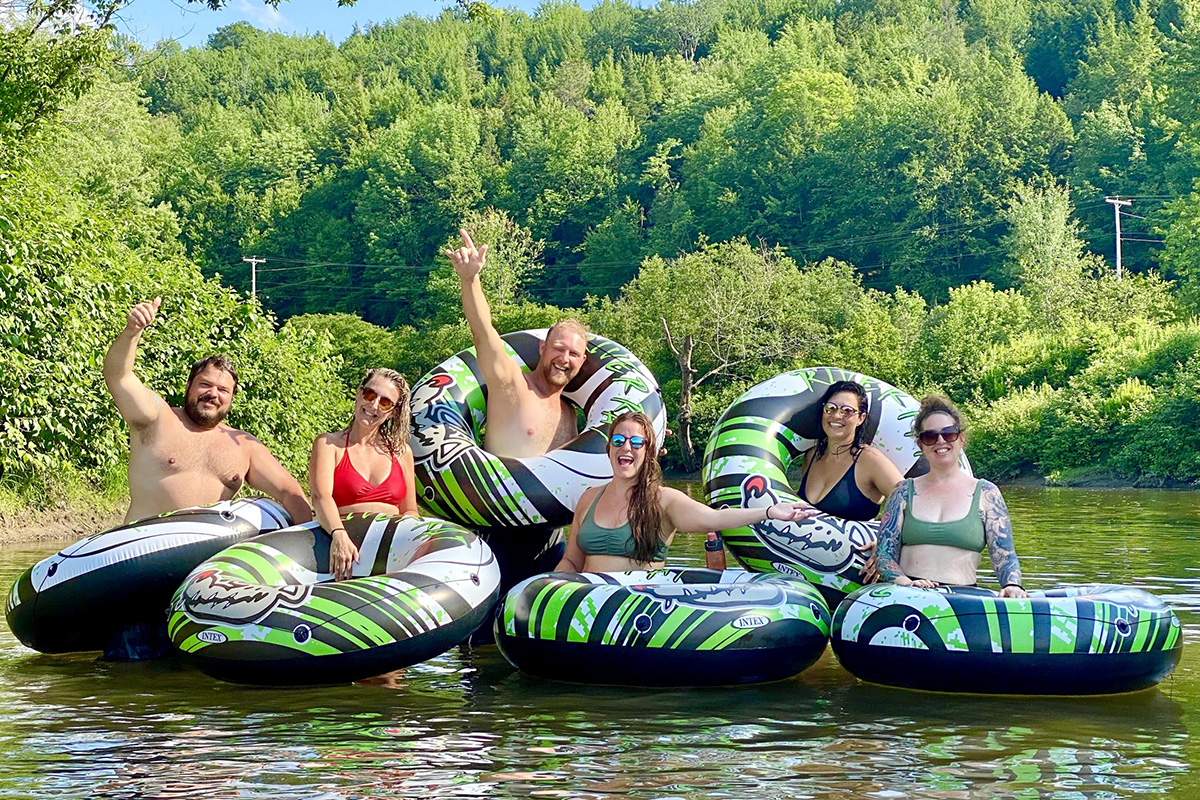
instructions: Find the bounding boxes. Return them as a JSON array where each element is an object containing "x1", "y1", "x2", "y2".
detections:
[
  {"x1": 1003, "y1": 583, "x2": 1023, "y2": 590},
  {"x1": 764, "y1": 506, "x2": 773, "y2": 521},
  {"x1": 331, "y1": 527, "x2": 347, "y2": 533}
]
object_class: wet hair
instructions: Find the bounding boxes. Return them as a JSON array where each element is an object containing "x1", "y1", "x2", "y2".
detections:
[
  {"x1": 607, "y1": 411, "x2": 664, "y2": 564},
  {"x1": 912, "y1": 394, "x2": 966, "y2": 440},
  {"x1": 186, "y1": 355, "x2": 239, "y2": 395},
  {"x1": 351, "y1": 368, "x2": 411, "y2": 456},
  {"x1": 546, "y1": 318, "x2": 590, "y2": 345},
  {"x1": 814, "y1": 380, "x2": 869, "y2": 459}
]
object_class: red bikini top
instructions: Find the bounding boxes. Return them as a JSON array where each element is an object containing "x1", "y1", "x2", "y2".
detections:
[{"x1": 331, "y1": 447, "x2": 408, "y2": 509}]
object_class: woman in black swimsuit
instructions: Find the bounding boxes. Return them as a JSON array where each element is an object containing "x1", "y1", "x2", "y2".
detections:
[{"x1": 797, "y1": 381, "x2": 904, "y2": 521}]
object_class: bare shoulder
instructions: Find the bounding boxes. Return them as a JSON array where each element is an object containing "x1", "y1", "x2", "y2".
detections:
[
  {"x1": 658, "y1": 486, "x2": 689, "y2": 507},
  {"x1": 976, "y1": 479, "x2": 1005, "y2": 503},
  {"x1": 312, "y1": 431, "x2": 344, "y2": 449},
  {"x1": 857, "y1": 445, "x2": 895, "y2": 468}
]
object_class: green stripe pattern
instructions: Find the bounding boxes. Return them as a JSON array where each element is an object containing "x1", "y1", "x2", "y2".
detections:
[
  {"x1": 410, "y1": 330, "x2": 666, "y2": 530},
  {"x1": 167, "y1": 515, "x2": 499, "y2": 672},
  {"x1": 702, "y1": 368, "x2": 921, "y2": 594},
  {"x1": 499, "y1": 568, "x2": 830, "y2": 651},
  {"x1": 833, "y1": 583, "x2": 1183, "y2": 656}
]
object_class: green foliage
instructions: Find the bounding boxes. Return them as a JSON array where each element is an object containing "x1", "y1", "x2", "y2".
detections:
[
  {"x1": 285, "y1": 313, "x2": 401, "y2": 391},
  {"x1": 12, "y1": 0, "x2": 1200, "y2": 490}
]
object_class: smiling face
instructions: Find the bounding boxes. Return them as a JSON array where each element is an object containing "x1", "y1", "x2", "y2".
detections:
[
  {"x1": 183, "y1": 366, "x2": 236, "y2": 429},
  {"x1": 354, "y1": 375, "x2": 400, "y2": 430},
  {"x1": 537, "y1": 329, "x2": 588, "y2": 389},
  {"x1": 821, "y1": 389, "x2": 866, "y2": 441},
  {"x1": 608, "y1": 417, "x2": 649, "y2": 480},
  {"x1": 916, "y1": 411, "x2": 962, "y2": 465}
]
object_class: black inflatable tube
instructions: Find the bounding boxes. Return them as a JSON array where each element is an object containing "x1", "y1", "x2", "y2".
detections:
[{"x1": 833, "y1": 641, "x2": 1182, "y2": 695}]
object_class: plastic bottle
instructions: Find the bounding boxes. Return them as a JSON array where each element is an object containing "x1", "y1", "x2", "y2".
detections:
[{"x1": 704, "y1": 531, "x2": 727, "y2": 571}]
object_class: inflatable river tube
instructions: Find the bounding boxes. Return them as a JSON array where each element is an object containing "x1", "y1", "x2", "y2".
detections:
[
  {"x1": 495, "y1": 568, "x2": 831, "y2": 686},
  {"x1": 411, "y1": 329, "x2": 666, "y2": 532},
  {"x1": 6, "y1": 498, "x2": 291, "y2": 655},
  {"x1": 702, "y1": 367, "x2": 940, "y2": 598},
  {"x1": 831, "y1": 584, "x2": 1183, "y2": 695},
  {"x1": 167, "y1": 514, "x2": 501, "y2": 685}
]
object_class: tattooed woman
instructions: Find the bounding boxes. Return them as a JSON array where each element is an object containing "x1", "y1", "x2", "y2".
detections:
[{"x1": 874, "y1": 395, "x2": 1028, "y2": 598}]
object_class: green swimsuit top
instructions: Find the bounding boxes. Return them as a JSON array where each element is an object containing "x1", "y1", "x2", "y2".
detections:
[
  {"x1": 900, "y1": 479, "x2": 987, "y2": 552},
  {"x1": 576, "y1": 491, "x2": 669, "y2": 562}
]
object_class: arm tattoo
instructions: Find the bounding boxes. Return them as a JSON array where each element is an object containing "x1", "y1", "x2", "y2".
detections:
[
  {"x1": 980, "y1": 481, "x2": 1023, "y2": 588},
  {"x1": 875, "y1": 481, "x2": 907, "y2": 581}
]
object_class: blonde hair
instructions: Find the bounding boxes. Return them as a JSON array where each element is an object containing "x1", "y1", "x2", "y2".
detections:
[
  {"x1": 353, "y1": 368, "x2": 411, "y2": 455},
  {"x1": 546, "y1": 318, "x2": 590, "y2": 343}
]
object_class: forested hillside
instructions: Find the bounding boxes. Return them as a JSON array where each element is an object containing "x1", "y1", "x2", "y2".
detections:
[{"x1": 6, "y1": 0, "x2": 1200, "y2": 497}]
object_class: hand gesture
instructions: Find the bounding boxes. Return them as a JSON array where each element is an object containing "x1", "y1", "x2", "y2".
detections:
[
  {"x1": 126, "y1": 297, "x2": 162, "y2": 333},
  {"x1": 999, "y1": 585, "x2": 1029, "y2": 599},
  {"x1": 445, "y1": 229, "x2": 489, "y2": 282},
  {"x1": 329, "y1": 529, "x2": 360, "y2": 581}
]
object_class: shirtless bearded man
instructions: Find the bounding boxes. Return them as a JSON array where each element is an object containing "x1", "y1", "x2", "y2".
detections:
[
  {"x1": 446, "y1": 230, "x2": 589, "y2": 459},
  {"x1": 103, "y1": 298, "x2": 313, "y2": 525}
]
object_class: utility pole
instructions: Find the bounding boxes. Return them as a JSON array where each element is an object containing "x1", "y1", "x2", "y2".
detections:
[
  {"x1": 1105, "y1": 197, "x2": 1132, "y2": 280},
  {"x1": 242, "y1": 256, "x2": 265, "y2": 297}
]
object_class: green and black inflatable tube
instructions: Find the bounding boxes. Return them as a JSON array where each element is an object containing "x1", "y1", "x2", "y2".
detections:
[
  {"x1": 168, "y1": 514, "x2": 501, "y2": 685},
  {"x1": 495, "y1": 568, "x2": 831, "y2": 686},
  {"x1": 831, "y1": 583, "x2": 1183, "y2": 695}
]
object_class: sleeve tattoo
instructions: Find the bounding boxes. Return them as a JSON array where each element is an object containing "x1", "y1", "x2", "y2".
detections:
[
  {"x1": 980, "y1": 481, "x2": 1023, "y2": 588},
  {"x1": 875, "y1": 482, "x2": 906, "y2": 581}
]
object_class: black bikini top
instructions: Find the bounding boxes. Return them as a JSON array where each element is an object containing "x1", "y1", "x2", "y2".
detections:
[{"x1": 798, "y1": 449, "x2": 882, "y2": 521}]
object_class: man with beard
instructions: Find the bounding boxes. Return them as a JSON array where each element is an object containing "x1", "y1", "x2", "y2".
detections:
[
  {"x1": 447, "y1": 229, "x2": 589, "y2": 458},
  {"x1": 103, "y1": 298, "x2": 313, "y2": 525}
]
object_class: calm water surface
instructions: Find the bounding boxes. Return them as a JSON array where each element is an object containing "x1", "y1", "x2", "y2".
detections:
[{"x1": 1, "y1": 486, "x2": 1197, "y2": 799}]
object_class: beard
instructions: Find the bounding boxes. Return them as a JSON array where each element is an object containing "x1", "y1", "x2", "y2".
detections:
[
  {"x1": 184, "y1": 394, "x2": 230, "y2": 429},
  {"x1": 540, "y1": 359, "x2": 578, "y2": 389}
]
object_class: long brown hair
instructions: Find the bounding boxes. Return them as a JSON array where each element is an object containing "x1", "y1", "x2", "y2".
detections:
[
  {"x1": 609, "y1": 411, "x2": 664, "y2": 564},
  {"x1": 350, "y1": 368, "x2": 411, "y2": 456}
]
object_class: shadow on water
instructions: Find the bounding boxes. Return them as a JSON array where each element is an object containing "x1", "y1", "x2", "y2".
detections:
[{"x1": 0, "y1": 485, "x2": 1198, "y2": 798}]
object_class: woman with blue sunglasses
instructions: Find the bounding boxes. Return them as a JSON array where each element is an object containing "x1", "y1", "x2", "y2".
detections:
[
  {"x1": 555, "y1": 411, "x2": 816, "y2": 572},
  {"x1": 874, "y1": 395, "x2": 1027, "y2": 597}
]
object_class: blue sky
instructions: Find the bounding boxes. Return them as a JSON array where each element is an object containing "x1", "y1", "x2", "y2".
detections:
[{"x1": 116, "y1": 0, "x2": 571, "y2": 48}]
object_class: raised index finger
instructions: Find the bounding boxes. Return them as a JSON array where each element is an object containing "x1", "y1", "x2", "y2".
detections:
[{"x1": 459, "y1": 228, "x2": 476, "y2": 251}]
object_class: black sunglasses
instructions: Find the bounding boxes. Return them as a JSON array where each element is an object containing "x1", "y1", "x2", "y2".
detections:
[{"x1": 917, "y1": 426, "x2": 961, "y2": 447}]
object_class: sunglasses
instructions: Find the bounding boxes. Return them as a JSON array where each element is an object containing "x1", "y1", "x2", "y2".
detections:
[
  {"x1": 917, "y1": 426, "x2": 961, "y2": 447},
  {"x1": 822, "y1": 402, "x2": 863, "y2": 419},
  {"x1": 610, "y1": 434, "x2": 647, "y2": 450},
  {"x1": 360, "y1": 387, "x2": 397, "y2": 412}
]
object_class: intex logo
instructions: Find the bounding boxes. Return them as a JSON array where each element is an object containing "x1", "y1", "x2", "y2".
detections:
[
  {"x1": 732, "y1": 615, "x2": 769, "y2": 629},
  {"x1": 772, "y1": 562, "x2": 804, "y2": 578},
  {"x1": 197, "y1": 630, "x2": 227, "y2": 644}
]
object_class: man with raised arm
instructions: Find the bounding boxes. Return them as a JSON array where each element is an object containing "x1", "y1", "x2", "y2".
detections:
[
  {"x1": 447, "y1": 230, "x2": 589, "y2": 458},
  {"x1": 103, "y1": 297, "x2": 313, "y2": 525}
]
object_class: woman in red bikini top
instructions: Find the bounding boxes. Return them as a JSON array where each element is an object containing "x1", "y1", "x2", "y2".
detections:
[{"x1": 309, "y1": 368, "x2": 418, "y2": 580}]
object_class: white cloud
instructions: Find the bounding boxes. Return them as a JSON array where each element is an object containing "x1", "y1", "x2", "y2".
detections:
[{"x1": 232, "y1": 0, "x2": 294, "y2": 32}]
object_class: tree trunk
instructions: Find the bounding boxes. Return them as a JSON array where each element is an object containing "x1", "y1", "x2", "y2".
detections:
[{"x1": 676, "y1": 333, "x2": 698, "y2": 473}]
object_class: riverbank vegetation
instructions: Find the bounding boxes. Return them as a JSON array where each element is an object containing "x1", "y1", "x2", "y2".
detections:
[{"x1": 6, "y1": 0, "x2": 1200, "y2": 508}]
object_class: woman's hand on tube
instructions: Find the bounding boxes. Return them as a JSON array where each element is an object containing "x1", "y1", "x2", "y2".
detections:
[
  {"x1": 895, "y1": 575, "x2": 938, "y2": 589},
  {"x1": 767, "y1": 502, "x2": 820, "y2": 522},
  {"x1": 999, "y1": 584, "x2": 1029, "y2": 599},
  {"x1": 857, "y1": 540, "x2": 879, "y2": 584},
  {"x1": 329, "y1": 529, "x2": 360, "y2": 581}
]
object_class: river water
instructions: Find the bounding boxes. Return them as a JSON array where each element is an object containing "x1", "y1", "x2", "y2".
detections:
[{"x1": 0, "y1": 486, "x2": 1197, "y2": 799}]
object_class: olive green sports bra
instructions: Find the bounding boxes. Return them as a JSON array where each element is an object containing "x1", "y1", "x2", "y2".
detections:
[
  {"x1": 576, "y1": 491, "x2": 669, "y2": 562},
  {"x1": 901, "y1": 479, "x2": 986, "y2": 552}
]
